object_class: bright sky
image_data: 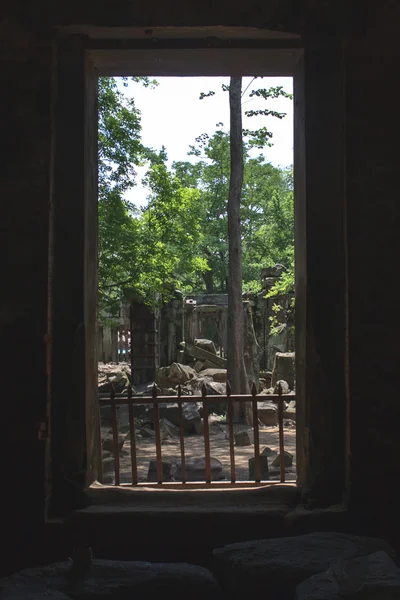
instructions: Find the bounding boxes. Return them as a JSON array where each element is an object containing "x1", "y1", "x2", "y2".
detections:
[{"x1": 122, "y1": 76, "x2": 293, "y2": 207}]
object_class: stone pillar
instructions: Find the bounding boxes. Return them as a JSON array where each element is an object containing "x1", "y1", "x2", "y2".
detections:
[
  {"x1": 0, "y1": 24, "x2": 54, "y2": 564},
  {"x1": 345, "y1": 9, "x2": 400, "y2": 523},
  {"x1": 294, "y1": 36, "x2": 349, "y2": 505},
  {"x1": 51, "y1": 35, "x2": 99, "y2": 500}
]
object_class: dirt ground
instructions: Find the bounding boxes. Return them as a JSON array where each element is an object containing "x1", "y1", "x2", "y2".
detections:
[{"x1": 102, "y1": 419, "x2": 296, "y2": 485}]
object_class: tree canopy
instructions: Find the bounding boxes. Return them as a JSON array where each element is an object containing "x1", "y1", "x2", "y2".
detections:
[{"x1": 98, "y1": 76, "x2": 294, "y2": 324}]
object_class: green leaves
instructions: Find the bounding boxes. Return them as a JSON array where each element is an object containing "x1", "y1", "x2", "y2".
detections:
[
  {"x1": 249, "y1": 85, "x2": 293, "y2": 101},
  {"x1": 171, "y1": 129, "x2": 294, "y2": 294},
  {"x1": 199, "y1": 91, "x2": 216, "y2": 99},
  {"x1": 99, "y1": 76, "x2": 294, "y2": 322}
]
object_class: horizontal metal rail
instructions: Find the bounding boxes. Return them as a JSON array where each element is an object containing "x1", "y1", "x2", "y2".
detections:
[{"x1": 98, "y1": 382, "x2": 294, "y2": 487}]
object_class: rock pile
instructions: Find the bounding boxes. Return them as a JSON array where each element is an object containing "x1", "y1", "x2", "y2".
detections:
[{"x1": 98, "y1": 361, "x2": 132, "y2": 394}]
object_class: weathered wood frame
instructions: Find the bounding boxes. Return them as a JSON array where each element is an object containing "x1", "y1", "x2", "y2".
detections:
[{"x1": 51, "y1": 29, "x2": 349, "y2": 509}]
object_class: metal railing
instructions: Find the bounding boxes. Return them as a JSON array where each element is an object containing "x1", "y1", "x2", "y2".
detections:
[{"x1": 97, "y1": 382, "x2": 294, "y2": 487}]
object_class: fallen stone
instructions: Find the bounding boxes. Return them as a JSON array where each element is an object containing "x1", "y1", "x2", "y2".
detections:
[
  {"x1": 234, "y1": 430, "x2": 252, "y2": 446},
  {"x1": 296, "y1": 551, "x2": 400, "y2": 600},
  {"x1": 261, "y1": 446, "x2": 278, "y2": 457},
  {"x1": 0, "y1": 560, "x2": 223, "y2": 600},
  {"x1": 147, "y1": 403, "x2": 169, "y2": 422},
  {"x1": 194, "y1": 418, "x2": 204, "y2": 435},
  {"x1": 257, "y1": 402, "x2": 278, "y2": 426},
  {"x1": 200, "y1": 368, "x2": 227, "y2": 382},
  {"x1": 156, "y1": 402, "x2": 202, "y2": 434},
  {"x1": 140, "y1": 427, "x2": 155, "y2": 439},
  {"x1": 194, "y1": 338, "x2": 217, "y2": 354},
  {"x1": 186, "y1": 376, "x2": 226, "y2": 398},
  {"x1": 169, "y1": 362, "x2": 197, "y2": 384},
  {"x1": 102, "y1": 434, "x2": 125, "y2": 453},
  {"x1": 249, "y1": 456, "x2": 270, "y2": 480},
  {"x1": 0, "y1": 587, "x2": 70, "y2": 599},
  {"x1": 213, "y1": 533, "x2": 396, "y2": 599},
  {"x1": 182, "y1": 342, "x2": 227, "y2": 368},
  {"x1": 272, "y1": 451, "x2": 293, "y2": 468},
  {"x1": 259, "y1": 371, "x2": 272, "y2": 387},
  {"x1": 162, "y1": 387, "x2": 178, "y2": 396},
  {"x1": 274, "y1": 379, "x2": 290, "y2": 394},
  {"x1": 204, "y1": 381, "x2": 226, "y2": 395},
  {"x1": 194, "y1": 360, "x2": 205, "y2": 372},
  {"x1": 284, "y1": 400, "x2": 296, "y2": 421},
  {"x1": 258, "y1": 387, "x2": 275, "y2": 396},
  {"x1": 156, "y1": 366, "x2": 171, "y2": 389},
  {"x1": 98, "y1": 362, "x2": 132, "y2": 394},
  {"x1": 271, "y1": 352, "x2": 295, "y2": 390},
  {"x1": 183, "y1": 402, "x2": 202, "y2": 431},
  {"x1": 119, "y1": 403, "x2": 147, "y2": 421},
  {"x1": 176, "y1": 456, "x2": 224, "y2": 482},
  {"x1": 159, "y1": 418, "x2": 179, "y2": 440},
  {"x1": 147, "y1": 459, "x2": 174, "y2": 482}
]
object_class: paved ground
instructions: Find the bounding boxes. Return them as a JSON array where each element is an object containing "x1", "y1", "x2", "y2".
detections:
[{"x1": 101, "y1": 418, "x2": 296, "y2": 485}]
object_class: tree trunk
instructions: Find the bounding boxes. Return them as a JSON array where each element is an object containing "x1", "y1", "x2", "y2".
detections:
[
  {"x1": 226, "y1": 76, "x2": 250, "y2": 423},
  {"x1": 202, "y1": 266, "x2": 214, "y2": 293}
]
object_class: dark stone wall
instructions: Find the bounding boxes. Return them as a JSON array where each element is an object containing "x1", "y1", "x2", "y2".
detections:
[
  {"x1": 345, "y1": 0, "x2": 400, "y2": 536},
  {"x1": 0, "y1": 22, "x2": 54, "y2": 573},
  {"x1": 1, "y1": 0, "x2": 400, "y2": 571},
  {"x1": 3, "y1": 0, "x2": 350, "y2": 34}
]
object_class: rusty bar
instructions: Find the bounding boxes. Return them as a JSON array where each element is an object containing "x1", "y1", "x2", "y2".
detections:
[
  {"x1": 152, "y1": 383, "x2": 163, "y2": 484},
  {"x1": 110, "y1": 385, "x2": 120, "y2": 485},
  {"x1": 99, "y1": 393, "x2": 296, "y2": 405},
  {"x1": 277, "y1": 382, "x2": 286, "y2": 483},
  {"x1": 226, "y1": 381, "x2": 236, "y2": 483},
  {"x1": 97, "y1": 400, "x2": 103, "y2": 484},
  {"x1": 251, "y1": 382, "x2": 261, "y2": 483},
  {"x1": 202, "y1": 384, "x2": 212, "y2": 484},
  {"x1": 128, "y1": 384, "x2": 138, "y2": 485},
  {"x1": 177, "y1": 385, "x2": 186, "y2": 484}
]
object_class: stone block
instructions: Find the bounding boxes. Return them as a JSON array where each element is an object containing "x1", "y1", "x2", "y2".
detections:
[
  {"x1": 248, "y1": 455, "x2": 270, "y2": 480},
  {"x1": 213, "y1": 533, "x2": 396, "y2": 600}
]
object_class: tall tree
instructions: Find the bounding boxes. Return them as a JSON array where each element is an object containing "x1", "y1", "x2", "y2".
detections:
[
  {"x1": 227, "y1": 77, "x2": 250, "y2": 420},
  {"x1": 98, "y1": 78, "x2": 208, "y2": 322},
  {"x1": 98, "y1": 76, "x2": 155, "y2": 321},
  {"x1": 172, "y1": 134, "x2": 293, "y2": 296}
]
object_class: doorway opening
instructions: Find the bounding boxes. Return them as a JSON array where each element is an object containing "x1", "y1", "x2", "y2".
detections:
[{"x1": 97, "y1": 73, "x2": 296, "y2": 487}]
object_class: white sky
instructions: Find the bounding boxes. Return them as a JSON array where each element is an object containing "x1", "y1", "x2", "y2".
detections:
[{"x1": 121, "y1": 76, "x2": 293, "y2": 207}]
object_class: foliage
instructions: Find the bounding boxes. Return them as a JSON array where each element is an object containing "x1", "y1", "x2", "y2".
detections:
[
  {"x1": 98, "y1": 76, "x2": 155, "y2": 322},
  {"x1": 172, "y1": 130, "x2": 294, "y2": 294},
  {"x1": 98, "y1": 76, "x2": 295, "y2": 326},
  {"x1": 98, "y1": 77, "x2": 207, "y2": 323},
  {"x1": 136, "y1": 164, "x2": 209, "y2": 301},
  {"x1": 265, "y1": 250, "x2": 295, "y2": 336}
]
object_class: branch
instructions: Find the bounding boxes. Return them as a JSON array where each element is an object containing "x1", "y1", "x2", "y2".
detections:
[{"x1": 241, "y1": 77, "x2": 257, "y2": 99}]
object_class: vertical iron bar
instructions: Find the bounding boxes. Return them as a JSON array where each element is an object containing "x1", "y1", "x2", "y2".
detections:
[
  {"x1": 128, "y1": 384, "x2": 138, "y2": 485},
  {"x1": 152, "y1": 383, "x2": 163, "y2": 484},
  {"x1": 110, "y1": 385, "x2": 120, "y2": 485},
  {"x1": 97, "y1": 400, "x2": 103, "y2": 484},
  {"x1": 202, "y1": 383, "x2": 212, "y2": 484},
  {"x1": 251, "y1": 382, "x2": 261, "y2": 483},
  {"x1": 227, "y1": 381, "x2": 236, "y2": 483},
  {"x1": 177, "y1": 385, "x2": 186, "y2": 484},
  {"x1": 278, "y1": 382, "x2": 286, "y2": 483}
]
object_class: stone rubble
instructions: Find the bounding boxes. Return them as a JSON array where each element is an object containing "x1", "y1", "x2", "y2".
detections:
[{"x1": 98, "y1": 340, "x2": 297, "y2": 483}]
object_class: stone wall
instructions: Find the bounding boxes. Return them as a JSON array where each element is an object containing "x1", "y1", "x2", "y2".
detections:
[
  {"x1": 2, "y1": 0, "x2": 400, "y2": 572},
  {"x1": 0, "y1": 22, "x2": 54, "y2": 570},
  {"x1": 345, "y1": 1, "x2": 400, "y2": 530}
]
